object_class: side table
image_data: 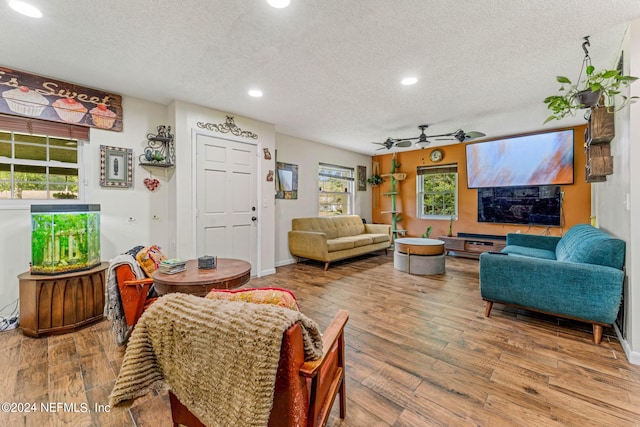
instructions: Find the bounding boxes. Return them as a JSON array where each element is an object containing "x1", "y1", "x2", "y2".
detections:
[{"x1": 152, "y1": 258, "x2": 251, "y2": 297}]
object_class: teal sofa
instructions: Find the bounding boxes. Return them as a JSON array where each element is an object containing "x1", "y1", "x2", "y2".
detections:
[{"x1": 479, "y1": 224, "x2": 625, "y2": 344}]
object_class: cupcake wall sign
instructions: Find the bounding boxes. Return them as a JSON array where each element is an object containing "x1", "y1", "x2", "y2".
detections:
[{"x1": 0, "y1": 66, "x2": 123, "y2": 132}]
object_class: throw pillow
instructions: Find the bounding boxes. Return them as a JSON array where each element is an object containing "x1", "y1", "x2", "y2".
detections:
[
  {"x1": 135, "y1": 245, "x2": 166, "y2": 277},
  {"x1": 205, "y1": 287, "x2": 299, "y2": 311}
]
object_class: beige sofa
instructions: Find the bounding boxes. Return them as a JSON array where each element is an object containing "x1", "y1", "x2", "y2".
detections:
[{"x1": 288, "y1": 215, "x2": 392, "y2": 270}]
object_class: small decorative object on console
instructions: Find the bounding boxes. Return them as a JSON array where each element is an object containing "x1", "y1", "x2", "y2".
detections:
[{"x1": 198, "y1": 255, "x2": 217, "y2": 270}]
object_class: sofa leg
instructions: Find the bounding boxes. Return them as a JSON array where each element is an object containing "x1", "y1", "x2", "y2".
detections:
[
  {"x1": 484, "y1": 301, "x2": 493, "y2": 317},
  {"x1": 324, "y1": 262, "x2": 330, "y2": 271},
  {"x1": 592, "y1": 324, "x2": 603, "y2": 344}
]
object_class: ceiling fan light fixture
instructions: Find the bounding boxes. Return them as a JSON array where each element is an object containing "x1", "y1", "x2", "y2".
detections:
[{"x1": 416, "y1": 140, "x2": 430, "y2": 148}]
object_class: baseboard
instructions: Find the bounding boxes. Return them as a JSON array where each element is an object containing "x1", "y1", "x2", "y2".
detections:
[
  {"x1": 614, "y1": 323, "x2": 640, "y2": 365},
  {"x1": 260, "y1": 268, "x2": 277, "y2": 277},
  {"x1": 275, "y1": 259, "x2": 296, "y2": 268}
]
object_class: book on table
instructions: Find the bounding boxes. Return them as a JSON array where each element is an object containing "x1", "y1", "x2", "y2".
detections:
[{"x1": 158, "y1": 258, "x2": 187, "y2": 274}]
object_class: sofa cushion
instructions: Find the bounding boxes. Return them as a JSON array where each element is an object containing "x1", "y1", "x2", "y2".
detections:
[
  {"x1": 368, "y1": 233, "x2": 391, "y2": 244},
  {"x1": 292, "y1": 215, "x2": 365, "y2": 239},
  {"x1": 327, "y1": 238, "x2": 355, "y2": 252},
  {"x1": 349, "y1": 235, "x2": 374, "y2": 248},
  {"x1": 502, "y1": 245, "x2": 556, "y2": 260},
  {"x1": 556, "y1": 224, "x2": 625, "y2": 269}
]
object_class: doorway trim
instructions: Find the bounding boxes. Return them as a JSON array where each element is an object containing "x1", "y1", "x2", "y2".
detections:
[{"x1": 191, "y1": 127, "x2": 263, "y2": 277}]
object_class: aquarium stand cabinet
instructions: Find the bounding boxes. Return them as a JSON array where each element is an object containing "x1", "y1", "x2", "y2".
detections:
[{"x1": 18, "y1": 262, "x2": 108, "y2": 337}]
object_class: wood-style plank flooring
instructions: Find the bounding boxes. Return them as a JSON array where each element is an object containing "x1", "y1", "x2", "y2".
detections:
[{"x1": 2, "y1": 253, "x2": 640, "y2": 426}]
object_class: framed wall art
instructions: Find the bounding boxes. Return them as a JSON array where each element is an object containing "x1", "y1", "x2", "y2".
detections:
[
  {"x1": 275, "y1": 162, "x2": 298, "y2": 199},
  {"x1": 100, "y1": 145, "x2": 133, "y2": 187},
  {"x1": 357, "y1": 165, "x2": 367, "y2": 191}
]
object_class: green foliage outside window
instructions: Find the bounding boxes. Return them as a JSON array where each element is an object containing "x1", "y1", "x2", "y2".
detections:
[
  {"x1": 419, "y1": 172, "x2": 457, "y2": 217},
  {"x1": 319, "y1": 164, "x2": 353, "y2": 216},
  {"x1": 0, "y1": 132, "x2": 79, "y2": 200}
]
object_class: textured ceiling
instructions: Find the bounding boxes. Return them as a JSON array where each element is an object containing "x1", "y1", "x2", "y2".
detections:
[{"x1": 1, "y1": 1, "x2": 640, "y2": 154}]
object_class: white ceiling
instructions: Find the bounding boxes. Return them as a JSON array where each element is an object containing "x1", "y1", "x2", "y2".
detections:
[{"x1": 1, "y1": 1, "x2": 640, "y2": 154}]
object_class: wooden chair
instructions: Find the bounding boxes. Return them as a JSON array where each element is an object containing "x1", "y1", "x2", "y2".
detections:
[
  {"x1": 114, "y1": 263, "x2": 157, "y2": 327},
  {"x1": 168, "y1": 310, "x2": 349, "y2": 427}
]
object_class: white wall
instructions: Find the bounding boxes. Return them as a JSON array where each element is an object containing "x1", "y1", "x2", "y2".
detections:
[
  {"x1": 274, "y1": 133, "x2": 373, "y2": 266},
  {"x1": 594, "y1": 20, "x2": 640, "y2": 364},
  {"x1": 0, "y1": 96, "x2": 167, "y2": 314}
]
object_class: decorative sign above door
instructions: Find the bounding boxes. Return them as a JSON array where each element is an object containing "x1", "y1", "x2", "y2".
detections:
[
  {"x1": 197, "y1": 116, "x2": 258, "y2": 139},
  {"x1": 0, "y1": 66, "x2": 123, "y2": 132}
]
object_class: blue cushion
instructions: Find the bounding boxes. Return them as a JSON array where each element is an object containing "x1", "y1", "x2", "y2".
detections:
[
  {"x1": 502, "y1": 245, "x2": 556, "y2": 260},
  {"x1": 556, "y1": 224, "x2": 625, "y2": 269}
]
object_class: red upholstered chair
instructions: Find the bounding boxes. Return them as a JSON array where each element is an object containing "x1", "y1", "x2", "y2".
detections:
[
  {"x1": 110, "y1": 245, "x2": 165, "y2": 329},
  {"x1": 168, "y1": 310, "x2": 349, "y2": 427},
  {"x1": 114, "y1": 264, "x2": 157, "y2": 327}
]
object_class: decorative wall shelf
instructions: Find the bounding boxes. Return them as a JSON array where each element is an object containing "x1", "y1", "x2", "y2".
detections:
[
  {"x1": 584, "y1": 108, "x2": 614, "y2": 182},
  {"x1": 381, "y1": 173, "x2": 407, "y2": 181},
  {"x1": 139, "y1": 125, "x2": 175, "y2": 167}
]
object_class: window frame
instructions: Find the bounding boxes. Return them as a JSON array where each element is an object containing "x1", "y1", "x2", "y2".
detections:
[
  {"x1": 416, "y1": 164, "x2": 458, "y2": 220},
  {"x1": 318, "y1": 163, "x2": 355, "y2": 216},
  {"x1": 0, "y1": 128, "x2": 88, "y2": 209}
]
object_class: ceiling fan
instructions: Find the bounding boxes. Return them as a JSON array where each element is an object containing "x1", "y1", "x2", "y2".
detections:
[{"x1": 372, "y1": 125, "x2": 486, "y2": 150}]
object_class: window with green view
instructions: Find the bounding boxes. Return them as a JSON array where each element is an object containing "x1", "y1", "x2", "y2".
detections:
[
  {"x1": 0, "y1": 130, "x2": 81, "y2": 200},
  {"x1": 318, "y1": 163, "x2": 354, "y2": 216},
  {"x1": 417, "y1": 164, "x2": 458, "y2": 218}
]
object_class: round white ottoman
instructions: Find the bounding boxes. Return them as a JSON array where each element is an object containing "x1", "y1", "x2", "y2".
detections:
[{"x1": 393, "y1": 238, "x2": 446, "y2": 275}]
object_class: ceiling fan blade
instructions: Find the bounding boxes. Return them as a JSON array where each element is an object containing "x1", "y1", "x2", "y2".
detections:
[
  {"x1": 395, "y1": 140, "x2": 412, "y2": 148},
  {"x1": 465, "y1": 131, "x2": 486, "y2": 140}
]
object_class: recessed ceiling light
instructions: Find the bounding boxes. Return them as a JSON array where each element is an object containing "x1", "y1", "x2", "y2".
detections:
[
  {"x1": 401, "y1": 77, "x2": 418, "y2": 86},
  {"x1": 8, "y1": 0, "x2": 42, "y2": 18},
  {"x1": 267, "y1": 0, "x2": 290, "y2": 8},
  {"x1": 248, "y1": 89, "x2": 263, "y2": 98}
]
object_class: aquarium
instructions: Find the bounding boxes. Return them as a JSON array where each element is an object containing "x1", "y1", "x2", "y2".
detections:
[{"x1": 30, "y1": 204, "x2": 101, "y2": 275}]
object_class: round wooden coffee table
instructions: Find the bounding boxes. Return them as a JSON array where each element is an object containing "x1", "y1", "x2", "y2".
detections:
[
  {"x1": 152, "y1": 258, "x2": 251, "y2": 297},
  {"x1": 394, "y1": 238, "x2": 446, "y2": 275}
]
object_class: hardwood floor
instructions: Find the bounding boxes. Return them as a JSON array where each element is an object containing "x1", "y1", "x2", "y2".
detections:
[{"x1": 2, "y1": 253, "x2": 640, "y2": 426}]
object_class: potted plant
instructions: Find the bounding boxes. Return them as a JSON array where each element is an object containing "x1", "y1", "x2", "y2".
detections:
[
  {"x1": 367, "y1": 174, "x2": 383, "y2": 186},
  {"x1": 544, "y1": 64, "x2": 638, "y2": 124}
]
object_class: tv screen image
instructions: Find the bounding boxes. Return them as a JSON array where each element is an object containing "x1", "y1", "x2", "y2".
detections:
[
  {"x1": 478, "y1": 185, "x2": 562, "y2": 227},
  {"x1": 466, "y1": 129, "x2": 574, "y2": 188}
]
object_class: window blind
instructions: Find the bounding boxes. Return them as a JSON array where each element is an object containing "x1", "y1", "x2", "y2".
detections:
[
  {"x1": 417, "y1": 164, "x2": 457, "y2": 175},
  {"x1": 0, "y1": 114, "x2": 89, "y2": 140}
]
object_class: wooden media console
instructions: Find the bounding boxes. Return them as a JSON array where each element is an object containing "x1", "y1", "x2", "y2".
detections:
[{"x1": 438, "y1": 233, "x2": 506, "y2": 257}]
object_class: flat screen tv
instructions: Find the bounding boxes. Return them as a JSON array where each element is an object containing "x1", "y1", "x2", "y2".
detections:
[
  {"x1": 477, "y1": 185, "x2": 562, "y2": 227},
  {"x1": 466, "y1": 129, "x2": 574, "y2": 188}
]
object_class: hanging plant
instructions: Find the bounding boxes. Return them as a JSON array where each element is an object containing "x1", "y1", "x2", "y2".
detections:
[
  {"x1": 543, "y1": 36, "x2": 638, "y2": 123},
  {"x1": 367, "y1": 174, "x2": 383, "y2": 186}
]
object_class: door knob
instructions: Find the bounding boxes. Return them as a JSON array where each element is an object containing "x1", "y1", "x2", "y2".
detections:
[{"x1": 251, "y1": 216, "x2": 257, "y2": 222}]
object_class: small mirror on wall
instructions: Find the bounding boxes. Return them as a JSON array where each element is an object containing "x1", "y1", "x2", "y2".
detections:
[{"x1": 275, "y1": 162, "x2": 298, "y2": 199}]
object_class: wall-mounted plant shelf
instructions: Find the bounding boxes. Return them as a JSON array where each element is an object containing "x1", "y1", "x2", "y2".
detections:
[{"x1": 139, "y1": 126, "x2": 175, "y2": 167}]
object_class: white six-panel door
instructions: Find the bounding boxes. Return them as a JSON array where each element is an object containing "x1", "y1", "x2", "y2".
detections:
[{"x1": 195, "y1": 133, "x2": 257, "y2": 276}]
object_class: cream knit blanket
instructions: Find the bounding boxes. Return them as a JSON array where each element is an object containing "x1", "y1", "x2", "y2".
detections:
[{"x1": 109, "y1": 293, "x2": 323, "y2": 427}]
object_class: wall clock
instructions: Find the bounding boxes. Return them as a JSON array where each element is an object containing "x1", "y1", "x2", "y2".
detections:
[{"x1": 430, "y1": 149, "x2": 443, "y2": 163}]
